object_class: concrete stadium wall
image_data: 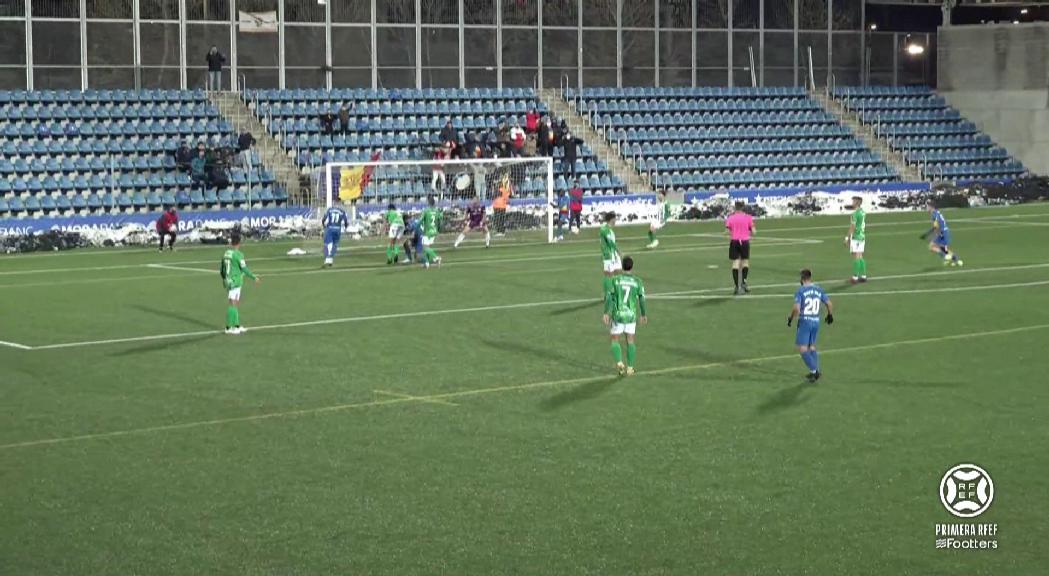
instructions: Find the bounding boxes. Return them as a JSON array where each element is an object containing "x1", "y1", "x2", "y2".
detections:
[{"x1": 938, "y1": 23, "x2": 1049, "y2": 176}]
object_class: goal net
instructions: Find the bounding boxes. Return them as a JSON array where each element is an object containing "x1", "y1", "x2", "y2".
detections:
[{"x1": 320, "y1": 157, "x2": 556, "y2": 243}]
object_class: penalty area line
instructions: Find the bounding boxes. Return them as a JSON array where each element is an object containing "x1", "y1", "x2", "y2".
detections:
[
  {"x1": 2, "y1": 322, "x2": 1047, "y2": 451},
  {"x1": 146, "y1": 263, "x2": 216, "y2": 273},
  {"x1": 0, "y1": 339, "x2": 33, "y2": 350},
  {"x1": 374, "y1": 389, "x2": 458, "y2": 407}
]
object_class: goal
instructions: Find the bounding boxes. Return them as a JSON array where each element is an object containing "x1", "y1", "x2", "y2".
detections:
[{"x1": 320, "y1": 156, "x2": 556, "y2": 243}]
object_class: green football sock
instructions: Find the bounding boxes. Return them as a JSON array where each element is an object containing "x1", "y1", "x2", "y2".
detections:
[
  {"x1": 859, "y1": 258, "x2": 867, "y2": 276},
  {"x1": 611, "y1": 341, "x2": 623, "y2": 363},
  {"x1": 424, "y1": 248, "x2": 438, "y2": 263},
  {"x1": 231, "y1": 306, "x2": 240, "y2": 327},
  {"x1": 852, "y1": 259, "x2": 862, "y2": 278},
  {"x1": 226, "y1": 306, "x2": 236, "y2": 328},
  {"x1": 393, "y1": 245, "x2": 401, "y2": 257},
  {"x1": 647, "y1": 230, "x2": 655, "y2": 242},
  {"x1": 626, "y1": 342, "x2": 637, "y2": 368}
]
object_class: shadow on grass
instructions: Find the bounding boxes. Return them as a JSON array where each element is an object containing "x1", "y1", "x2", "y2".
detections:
[
  {"x1": 756, "y1": 380, "x2": 815, "y2": 415},
  {"x1": 539, "y1": 377, "x2": 617, "y2": 411},
  {"x1": 548, "y1": 300, "x2": 602, "y2": 317},
  {"x1": 660, "y1": 345, "x2": 796, "y2": 382},
  {"x1": 481, "y1": 337, "x2": 600, "y2": 372},
  {"x1": 130, "y1": 303, "x2": 213, "y2": 329},
  {"x1": 692, "y1": 296, "x2": 734, "y2": 309},
  {"x1": 110, "y1": 333, "x2": 219, "y2": 357}
]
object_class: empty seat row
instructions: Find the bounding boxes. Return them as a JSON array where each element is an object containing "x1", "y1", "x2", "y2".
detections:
[
  {"x1": 0, "y1": 89, "x2": 207, "y2": 104},
  {"x1": 0, "y1": 120, "x2": 233, "y2": 138},
  {"x1": 905, "y1": 148, "x2": 1009, "y2": 163},
  {"x1": 0, "y1": 104, "x2": 219, "y2": 121},
  {"x1": 653, "y1": 166, "x2": 897, "y2": 189},
  {"x1": 579, "y1": 98, "x2": 819, "y2": 113},
  {"x1": 891, "y1": 134, "x2": 993, "y2": 151},
  {"x1": 612, "y1": 125, "x2": 853, "y2": 142},
  {"x1": 569, "y1": 86, "x2": 807, "y2": 99},
  {"x1": 641, "y1": 152, "x2": 882, "y2": 172},
  {"x1": 861, "y1": 110, "x2": 961, "y2": 123},
  {"x1": 0, "y1": 187, "x2": 286, "y2": 214},
  {"x1": 596, "y1": 111, "x2": 834, "y2": 127},
  {"x1": 624, "y1": 138, "x2": 868, "y2": 157},
  {"x1": 832, "y1": 85, "x2": 932, "y2": 98},
  {"x1": 247, "y1": 87, "x2": 535, "y2": 103},
  {"x1": 256, "y1": 100, "x2": 544, "y2": 118}
]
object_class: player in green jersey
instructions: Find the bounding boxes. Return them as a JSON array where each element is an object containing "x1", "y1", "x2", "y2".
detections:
[
  {"x1": 419, "y1": 196, "x2": 443, "y2": 268},
  {"x1": 385, "y1": 203, "x2": 405, "y2": 265},
  {"x1": 219, "y1": 232, "x2": 260, "y2": 335},
  {"x1": 603, "y1": 256, "x2": 647, "y2": 376},
  {"x1": 647, "y1": 190, "x2": 670, "y2": 249},
  {"x1": 844, "y1": 196, "x2": 868, "y2": 283},
  {"x1": 600, "y1": 212, "x2": 621, "y2": 296}
]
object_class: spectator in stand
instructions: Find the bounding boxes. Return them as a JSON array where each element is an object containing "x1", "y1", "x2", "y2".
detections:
[
  {"x1": 174, "y1": 140, "x2": 193, "y2": 172},
  {"x1": 525, "y1": 107, "x2": 540, "y2": 134},
  {"x1": 496, "y1": 120, "x2": 511, "y2": 157},
  {"x1": 439, "y1": 119, "x2": 458, "y2": 148},
  {"x1": 569, "y1": 179, "x2": 584, "y2": 234},
  {"x1": 562, "y1": 130, "x2": 584, "y2": 176},
  {"x1": 319, "y1": 110, "x2": 336, "y2": 135},
  {"x1": 524, "y1": 132, "x2": 537, "y2": 157},
  {"x1": 510, "y1": 120, "x2": 526, "y2": 157},
  {"x1": 338, "y1": 102, "x2": 353, "y2": 133},
  {"x1": 237, "y1": 131, "x2": 256, "y2": 171},
  {"x1": 190, "y1": 147, "x2": 208, "y2": 189},
  {"x1": 156, "y1": 207, "x2": 179, "y2": 251},
  {"x1": 537, "y1": 118, "x2": 551, "y2": 157},
  {"x1": 206, "y1": 46, "x2": 226, "y2": 91}
]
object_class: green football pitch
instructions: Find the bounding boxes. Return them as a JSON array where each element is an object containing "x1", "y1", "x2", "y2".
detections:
[{"x1": 2, "y1": 204, "x2": 1048, "y2": 575}]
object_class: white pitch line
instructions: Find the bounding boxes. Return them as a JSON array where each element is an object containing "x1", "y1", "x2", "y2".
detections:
[
  {"x1": 0, "y1": 339, "x2": 32, "y2": 350},
  {"x1": 649, "y1": 279, "x2": 1049, "y2": 300},
  {"x1": 3, "y1": 321, "x2": 1048, "y2": 451},
  {"x1": 656, "y1": 261, "x2": 1049, "y2": 297},
  {"x1": 146, "y1": 263, "x2": 215, "y2": 274},
  {"x1": 0, "y1": 239, "x2": 812, "y2": 289},
  {"x1": 18, "y1": 263, "x2": 1049, "y2": 351}
]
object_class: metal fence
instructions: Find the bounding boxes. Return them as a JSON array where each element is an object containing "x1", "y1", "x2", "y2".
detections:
[{"x1": 0, "y1": 0, "x2": 933, "y2": 91}]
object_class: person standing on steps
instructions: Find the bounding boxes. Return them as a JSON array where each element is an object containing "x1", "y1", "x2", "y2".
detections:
[{"x1": 206, "y1": 46, "x2": 226, "y2": 91}]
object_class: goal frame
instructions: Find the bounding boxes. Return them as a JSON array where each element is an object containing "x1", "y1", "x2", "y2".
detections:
[{"x1": 323, "y1": 156, "x2": 556, "y2": 243}]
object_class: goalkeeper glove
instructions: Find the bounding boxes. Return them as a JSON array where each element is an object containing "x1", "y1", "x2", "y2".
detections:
[
  {"x1": 787, "y1": 316, "x2": 793, "y2": 327},
  {"x1": 826, "y1": 313, "x2": 834, "y2": 325}
]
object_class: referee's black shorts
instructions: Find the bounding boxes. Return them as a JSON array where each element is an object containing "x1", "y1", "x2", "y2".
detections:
[{"x1": 729, "y1": 240, "x2": 750, "y2": 260}]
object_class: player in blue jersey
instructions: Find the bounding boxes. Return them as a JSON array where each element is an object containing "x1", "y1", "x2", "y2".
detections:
[
  {"x1": 322, "y1": 204, "x2": 349, "y2": 267},
  {"x1": 921, "y1": 201, "x2": 963, "y2": 267},
  {"x1": 787, "y1": 269, "x2": 834, "y2": 382},
  {"x1": 401, "y1": 214, "x2": 424, "y2": 264}
]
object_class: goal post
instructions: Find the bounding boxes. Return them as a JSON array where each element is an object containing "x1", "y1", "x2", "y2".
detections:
[{"x1": 321, "y1": 156, "x2": 556, "y2": 243}]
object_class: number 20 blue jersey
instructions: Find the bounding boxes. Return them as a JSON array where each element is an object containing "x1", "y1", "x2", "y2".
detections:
[{"x1": 794, "y1": 284, "x2": 829, "y2": 322}]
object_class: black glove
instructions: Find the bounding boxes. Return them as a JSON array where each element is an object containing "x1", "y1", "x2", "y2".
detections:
[
  {"x1": 826, "y1": 313, "x2": 834, "y2": 325},
  {"x1": 787, "y1": 316, "x2": 793, "y2": 327}
]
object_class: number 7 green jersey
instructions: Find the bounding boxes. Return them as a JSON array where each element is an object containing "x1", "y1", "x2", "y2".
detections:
[
  {"x1": 851, "y1": 208, "x2": 866, "y2": 242},
  {"x1": 220, "y1": 248, "x2": 256, "y2": 289},
  {"x1": 605, "y1": 273, "x2": 646, "y2": 324}
]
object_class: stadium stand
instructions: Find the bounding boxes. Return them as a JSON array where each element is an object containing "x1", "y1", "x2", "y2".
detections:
[
  {"x1": 0, "y1": 89, "x2": 284, "y2": 218},
  {"x1": 833, "y1": 85, "x2": 1027, "y2": 182},
  {"x1": 243, "y1": 88, "x2": 627, "y2": 200},
  {"x1": 568, "y1": 86, "x2": 899, "y2": 195}
]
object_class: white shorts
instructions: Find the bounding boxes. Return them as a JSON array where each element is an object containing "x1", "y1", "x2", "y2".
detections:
[
  {"x1": 422, "y1": 235, "x2": 436, "y2": 246},
  {"x1": 227, "y1": 286, "x2": 242, "y2": 301},
  {"x1": 610, "y1": 322, "x2": 636, "y2": 336},
  {"x1": 650, "y1": 220, "x2": 665, "y2": 231},
  {"x1": 431, "y1": 171, "x2": 446, "y2": 189},
  {"x1": 850, "y1": 239, "x2": 866, "y2": 254},
  {"x1": 388, "y1": 224, "x2": 404, "y2": 239},
  {"x1": 603, "y1": 255, "x2": 622, "y2": 274}
]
